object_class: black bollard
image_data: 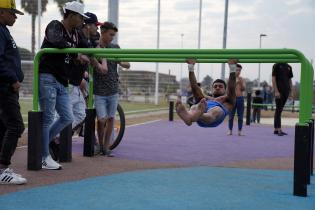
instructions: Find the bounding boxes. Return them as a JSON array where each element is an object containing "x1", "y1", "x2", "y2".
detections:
[
  {"x1": 246, "y1": 92, "x2": 251, "y2": 125},
  {"x1": 84, "y1": 108, "x2": 96, "y2": 156},
  {"x1": 293, "y1": 123, "x2": 310, "y2": 197},
  {"x1": 59, "y1": 124, "x2": 72, "y2": 162},
  {"x1": 27, "y1": 111, "x2": 43, "y2": 170},
  {"x1": 310, "y1": 119, "x2": 314, "y2": 176},
  {"x1": 306, "y1": 120, "x2": 313, "y2": 184},
  {"x1": 169, "y1": 101, "x2": 174, "y2": 121}
]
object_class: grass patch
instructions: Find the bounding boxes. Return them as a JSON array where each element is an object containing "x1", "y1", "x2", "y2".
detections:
[{"x1": 20, "y1": 97, "x2": 169, "y2": 126}]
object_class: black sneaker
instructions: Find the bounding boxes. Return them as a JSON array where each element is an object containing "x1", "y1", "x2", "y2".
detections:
[
  {"x1": 274, "y1": 130, "x2": 279, "y2": 135},
  {"x1": 279, "y1": 131, "x2": 288, "y2": 135},
  {"x1": 49, "y1": 141, "x2": 60, "y2": 161}
]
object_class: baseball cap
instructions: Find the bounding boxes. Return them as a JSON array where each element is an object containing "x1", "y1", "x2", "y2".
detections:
[
  {"x1": 0, "y1": 0, "x2": 24, "y2": 15},
  {"x1": 62, "y1": 1, "x2": 89, "y2": 18},
  {"x1": 84, "y1": 12, "x2": 102, "y2": 26}
]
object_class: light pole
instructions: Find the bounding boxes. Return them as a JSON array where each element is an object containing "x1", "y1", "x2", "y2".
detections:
[
  {"x1": 197, "y1": 0, "x2": 203, "y2": 81},
  {"x1": 180, "y1": 33, "x2": 184, "y2": 95},
  {"x1": 258, "y1": 33, "x2": 267, "y2": 87},
  {"x1": 154, "y1": 0, "x2": 161, "y2": 105},
  {"x1": 221, "y1": 0, "x2": 229, "y2": 80}
]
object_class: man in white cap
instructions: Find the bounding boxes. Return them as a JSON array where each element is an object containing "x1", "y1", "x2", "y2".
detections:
[
  {"x1": 39, "y1": 1, "x2": 91, "y2": 170},
  {"x1": 0, "y1": 0, "x2": 27, "y2": 184}
]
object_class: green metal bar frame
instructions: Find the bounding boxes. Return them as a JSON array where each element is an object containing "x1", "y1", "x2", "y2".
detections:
[{"x1": 33, "y1": 48, "x2": 313, "y2": 123}]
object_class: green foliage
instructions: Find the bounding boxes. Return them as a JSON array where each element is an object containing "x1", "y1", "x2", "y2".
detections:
[{"x1": 21, "y1": 0, "x2": 48, "y2": 15}]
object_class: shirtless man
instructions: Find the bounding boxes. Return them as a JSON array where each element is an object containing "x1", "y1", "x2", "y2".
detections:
[
  {"x1": 176, "y1": 59, "x2": 237, "y2": 127},
  {"x1": 228, "y1": 64, "x2": 246, "y2": 135}
]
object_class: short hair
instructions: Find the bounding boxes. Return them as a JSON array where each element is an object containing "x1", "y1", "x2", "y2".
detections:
[
  {"x1": 236, "y1": 64, "x2": 242, "y2": 69},
  {"x1": 100, "y1": 21, "x2": 118, "y2": 32},
  {"x1": 212, "y1": 79, "x2": 226, "y2": 89}
]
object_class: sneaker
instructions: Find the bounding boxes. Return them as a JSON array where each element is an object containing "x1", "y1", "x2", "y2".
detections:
[
  {"x1": 227, "y1": 130, "x2": 232, "y2": 136},
  {"x1": 279, "y1": 131, "x2": 288, "y2": 135},
  {"x1": 0, "y1": 168, "x2": 27, "y2": 185},
  {"x1": 274, "y1": 130, "x2": 279, "y2": 135},
  {"x1": 238, "y1": 131, "x2": 244, "y2": 136},
  {"x1": 101, "y1": 150, "x2": 114, "y2": 157},
  {"x1": 42, "y1": 155, "x2": 62, "y2": 170}
]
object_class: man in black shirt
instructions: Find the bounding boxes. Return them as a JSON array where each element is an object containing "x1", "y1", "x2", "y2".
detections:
[
  {"x1": 39, "y1": 1, "x2": 90, "y2": 170},
  {"x1": 272, "y1": 63, "x2": 293, "y2": 136},
  {"x1": 252, "y1": 90, "x2": 263, "y2": 123},
  {"x1": 0, "y1": 0, "x2": 26, "y2": 184}
]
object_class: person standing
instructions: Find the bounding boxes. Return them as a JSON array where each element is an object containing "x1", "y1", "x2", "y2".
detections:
[
  {"x1": 49, "y1": 12, "x2": 107, "y2": 161},
  {"x1": 252, "y1": 90, "x2": 263, "y2": 123},
  {"x1": 39, "y1": 1, "x2": 90, "y2": 169},
  {"x1": 228, "y1": 64, "x2": 246, "y2": 136},
  {"x1": 94, "y1": 22, "x2": 130, "y2": 156},
  {"x1": 69, "y1": 12, "x2": 107, "y2": 133},
  {"x1": 272, "y1": 63, "x2": 293, "y2": 136},
  {"x1": 0, "y1": 0, "x2": 27, "y2": 184}
]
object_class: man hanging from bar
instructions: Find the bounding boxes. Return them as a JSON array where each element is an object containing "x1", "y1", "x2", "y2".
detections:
[{"x1": 176, "y1": 59, "x2": 237, "y2": 127}]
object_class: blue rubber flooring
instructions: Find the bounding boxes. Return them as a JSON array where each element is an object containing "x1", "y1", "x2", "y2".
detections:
[{"x1": 0, "y1": 167, "x2": 314, "y2": 210}]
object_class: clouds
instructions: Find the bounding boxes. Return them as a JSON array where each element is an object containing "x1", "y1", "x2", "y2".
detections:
[{"x1": 11, "y1": 0, "x2": 315, "y2": 83}]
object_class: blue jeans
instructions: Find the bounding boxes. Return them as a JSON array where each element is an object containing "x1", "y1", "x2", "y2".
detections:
[
  {"x1": 39, "y1": 74, "x2": 73, "y2": 157},
  {"x1": 228, "y1": 96, "x2": 244, "y2": 131},
  {"x1": 69, "y1": 85, "x2": 86, "y2": 129}
]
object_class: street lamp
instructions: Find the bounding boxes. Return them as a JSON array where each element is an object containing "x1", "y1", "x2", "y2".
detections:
[
  {"x1": 180, "y1": 33, "x2": 184, "y2": 95},
  {"x1": 258, "y1": 33, "x2": 267, "y2": 87}
]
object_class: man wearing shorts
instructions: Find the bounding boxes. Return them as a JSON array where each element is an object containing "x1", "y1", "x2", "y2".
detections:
[{"x1": 94, "y1": 22, "x2": 130, "y2": 156}]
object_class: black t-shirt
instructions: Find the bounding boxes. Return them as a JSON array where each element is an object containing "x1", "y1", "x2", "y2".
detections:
[
  {"x1": 93, "y1": 43, "x2": 120, "y2": 96},
  {"x1": 39, "y1": 20, "x2": 88, "y2": 86},
  {"x1": 272, "y1": 63, "x2": 293, "y2": 95},
  {"x1": 252, "y1": 96, "x2": 263, "y2": 108}
]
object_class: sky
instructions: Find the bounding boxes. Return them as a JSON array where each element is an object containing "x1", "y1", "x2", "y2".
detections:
[{"x1": 9, "y1": 0, "x2": 315, "y2": 84}]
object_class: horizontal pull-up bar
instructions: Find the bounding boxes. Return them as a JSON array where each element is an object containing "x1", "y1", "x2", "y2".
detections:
[
  {"x1": 32, "y1": 48, "x2": 313, "y2": 123},
  {"x1": 106, "y1": 58, "x2": 300, "y2": 64},
  {"x1": 34, "y1": 48, "x2": 306, "y2": 57},
  {"x1": 95, "y1": 53, "x2": 298, "y2": 60}
]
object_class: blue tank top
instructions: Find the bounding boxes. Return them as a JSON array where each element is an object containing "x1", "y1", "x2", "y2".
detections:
[{"x1": 197, "y1": 100, "x2": 228, "y2": 127}]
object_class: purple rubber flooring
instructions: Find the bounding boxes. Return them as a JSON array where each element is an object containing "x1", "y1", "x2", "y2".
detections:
[{"x1": 73, "y1": 120, "x2": 295, "y2": 165}]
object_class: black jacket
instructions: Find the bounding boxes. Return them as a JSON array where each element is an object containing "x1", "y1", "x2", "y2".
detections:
[
  {"x1": 0, "y1": 24, "x2": 24, "y2": 91},
  {"x1": 39, "y1": 20, "x2": 88, "y2": 87}
]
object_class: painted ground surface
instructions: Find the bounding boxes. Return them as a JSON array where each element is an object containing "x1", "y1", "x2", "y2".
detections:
[{"x1": 1, "y1": 120, "x2": 314, "y2": 210}]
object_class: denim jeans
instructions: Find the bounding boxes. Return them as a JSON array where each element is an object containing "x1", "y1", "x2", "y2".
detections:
[
  {"x1": 0, "y1": 91, "x2": 25, "y2": 166},
  {"x1": 69, "y1": 85, "x2": 86, "y2": 129},
  {"x1": 39, "y1": 73, "x2": 73, "y2": 157},
  {"x1": 274, "y1": 93, "x2": 288, "y2": 129},
  {"x1": 94, "y1": 94, "x2": 118, "y2": 119},
  {"x1": 228, "y1": 96, "x2": 245, "y2": 131}
]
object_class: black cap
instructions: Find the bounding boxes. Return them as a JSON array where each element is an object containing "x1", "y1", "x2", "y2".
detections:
[{"x1": 84, "y1": 12, "x2": 102, "y2": 26}]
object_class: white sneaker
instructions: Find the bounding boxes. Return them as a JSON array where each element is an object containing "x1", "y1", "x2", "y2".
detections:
[
  {"x1": 42, "y1": 155, "x2": 62, "y2": 170},
  {"x1": 0, "y1": 168, "x2": 27, "y2": 185}
]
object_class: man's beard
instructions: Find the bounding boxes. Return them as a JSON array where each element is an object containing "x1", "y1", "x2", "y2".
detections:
[{"x1": 212, "y1": 93, "x2": 224, "y2": 98}]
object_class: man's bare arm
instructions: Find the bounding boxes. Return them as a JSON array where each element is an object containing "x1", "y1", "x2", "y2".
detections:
[{"x1": 187, "y1": 59, "x2": 204, "y2": 103}]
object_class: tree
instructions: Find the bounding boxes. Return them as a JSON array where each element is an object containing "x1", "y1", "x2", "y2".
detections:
[
  {"x1": 53, "y1": 0, "x2": 84, "y2": 16},
  {"x1": 201, "y1": 75, "x2": 213, "y2": 94},
  {"x1": 201, "y1": 75, "x2": 213, "y2": 87},
  {"x1": 21, "y1": 0, "x2": 48, "y2": 56}
]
